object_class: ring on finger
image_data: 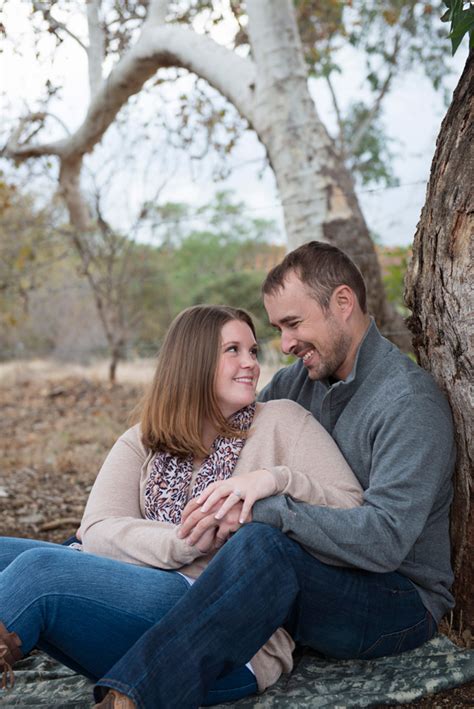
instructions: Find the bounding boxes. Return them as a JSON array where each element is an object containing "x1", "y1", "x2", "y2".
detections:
[{"x1": 233, "y1": 489, "x2": 243, "y2": 499}]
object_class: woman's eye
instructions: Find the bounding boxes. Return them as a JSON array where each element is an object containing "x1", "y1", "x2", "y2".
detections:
[{"x1": 226, "y1": 345, "x2": 238, "y2": 353}]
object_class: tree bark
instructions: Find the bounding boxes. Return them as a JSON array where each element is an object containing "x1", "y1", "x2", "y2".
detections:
[{"x1": 405, "y1": 51, "x2": 474, "y2": 632}]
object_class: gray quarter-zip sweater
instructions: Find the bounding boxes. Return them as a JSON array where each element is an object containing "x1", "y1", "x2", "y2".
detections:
[{"x1": 255, "y1": 320, "x2": 455, "y2": 623}]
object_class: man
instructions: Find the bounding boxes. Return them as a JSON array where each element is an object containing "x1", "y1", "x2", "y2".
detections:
[{"x1": 96, "y1": 242, "x2": 455, "y2": 708}]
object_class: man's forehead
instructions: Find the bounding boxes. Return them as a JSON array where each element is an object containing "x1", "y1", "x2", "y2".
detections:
[
  {"x1": 264, "y1": 278, "x2": 315, "y2": 323},
  {"x1": 265, "y1": 272, "x2": 305, "y2": 299}
]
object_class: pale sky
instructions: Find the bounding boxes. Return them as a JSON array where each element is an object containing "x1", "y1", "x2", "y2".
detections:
[{"x1": 0, "y1": 2, "x2": 468, "y2": 247}]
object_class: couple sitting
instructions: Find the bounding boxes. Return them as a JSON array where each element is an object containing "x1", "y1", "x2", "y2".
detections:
[{"x1": 0, "y1": 242, "x2": 455, "y2": 708}]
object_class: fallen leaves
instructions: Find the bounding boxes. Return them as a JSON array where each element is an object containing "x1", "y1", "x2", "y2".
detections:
[{"x1": 0, "y1": 376, "x2": 143, "y2": 543}]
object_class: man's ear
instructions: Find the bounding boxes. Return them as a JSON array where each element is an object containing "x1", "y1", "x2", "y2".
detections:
[{"x1": 331, "y1": 285, "x2": 355, "y2": 320}]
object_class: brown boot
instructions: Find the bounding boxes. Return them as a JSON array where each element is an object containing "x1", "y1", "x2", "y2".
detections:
[
  {"x1": 94, "y1": 689, "x2": 136, "y2": 708},
  {"x1": 0, "y1": 622, "x2": 23, "y2": 690}
]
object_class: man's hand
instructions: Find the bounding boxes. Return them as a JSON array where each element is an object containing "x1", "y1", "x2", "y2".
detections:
[
  {"x1": 193, "y1": 525, "x2": 218, "y2": 554},
  {"x1": 178, "y1": 499, "x2": 250, "y2": 549}
]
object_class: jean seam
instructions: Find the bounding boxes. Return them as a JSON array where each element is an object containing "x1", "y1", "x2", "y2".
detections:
[
  {"x1": 358, "y1": 612, "x2": 430, "y2": 660},
  {"x1": 9, "y1": 592, "x2": 166, "y2": 629}
]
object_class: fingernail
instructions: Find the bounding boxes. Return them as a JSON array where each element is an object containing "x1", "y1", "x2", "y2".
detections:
[
  {"x1": 239, "y1": 518, "x2": 244, "y2": 524},
  {"x1": 214, "y1": 513, "x2": 223, "y2": 520}
]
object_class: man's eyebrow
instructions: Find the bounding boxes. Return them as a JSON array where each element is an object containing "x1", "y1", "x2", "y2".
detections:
[{"x1": 277, "y1": 315, "x2": 300, "y2": 325}]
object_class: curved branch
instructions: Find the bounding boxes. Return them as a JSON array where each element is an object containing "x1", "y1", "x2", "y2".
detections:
[
  {"x1": 3, "y1": 10, "x2": 255, "y2": 244},
  {"x1": 5, "y1": 17, "x2": 255, "y2": 169},
  {"x1": 62, "y1": 22, "x2": 255, "y2": 159}
]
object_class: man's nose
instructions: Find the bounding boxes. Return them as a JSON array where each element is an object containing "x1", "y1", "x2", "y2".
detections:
[{"x1": 281, "y1": 331, "x2": 297, "y2": 355}]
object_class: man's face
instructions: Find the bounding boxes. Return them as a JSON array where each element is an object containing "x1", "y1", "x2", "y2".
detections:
[{"x1": 264, "y1": 271, "x2": 352, "y2": 381}]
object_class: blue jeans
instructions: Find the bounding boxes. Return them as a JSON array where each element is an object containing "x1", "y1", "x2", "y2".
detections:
[
  {"x1": 97, "y1": 523, "x2": 436, "y2": 709},
  {"x1": 0, "y1": 537, "x2": 257, "y2": 705}
]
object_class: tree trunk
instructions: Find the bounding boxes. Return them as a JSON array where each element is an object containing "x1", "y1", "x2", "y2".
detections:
[
  {"x1": 109, "y1": 352, "x2": 118, "y2": 385},
  {"x1": 247, "y1": 0, "x2": 411, "y2": 349},
  {"x1": 405, "y1": 51, "x2": 474, "y2": 633}
]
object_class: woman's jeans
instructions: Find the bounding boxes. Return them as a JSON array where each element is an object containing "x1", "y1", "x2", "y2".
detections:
[
  {"x1": 96, "y1": 523, "x2": 436, "y2": 709},
  {"x1": 0, "y1": 537, "x2": 257, "y2": 705}
]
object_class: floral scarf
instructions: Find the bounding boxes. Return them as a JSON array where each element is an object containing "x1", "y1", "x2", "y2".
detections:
[{"x1": 144, "y1": 403, "x2": 256, "y2": 525}]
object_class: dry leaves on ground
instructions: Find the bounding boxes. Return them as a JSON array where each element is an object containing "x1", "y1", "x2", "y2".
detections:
[{"x1": 0, "y1": 376, "x2": 142, "y2": 542}]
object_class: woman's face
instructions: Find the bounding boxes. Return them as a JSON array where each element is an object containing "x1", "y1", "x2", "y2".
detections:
[{"x1": 215, "y1": 319, "x2": 260, "y2": 419}]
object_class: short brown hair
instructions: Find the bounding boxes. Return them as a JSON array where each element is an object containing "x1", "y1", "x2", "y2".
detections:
[
  {"x1": 139, "y1": 305, "x2": 256, "y2": 458},
  {"x1": 262, "y1": 241, "x2": 367, "y2": 313}
]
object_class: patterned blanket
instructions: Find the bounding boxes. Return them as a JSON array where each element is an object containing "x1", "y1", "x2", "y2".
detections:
[{"x1": 1, "y1": 635, "x2": 473, "y2": 708}]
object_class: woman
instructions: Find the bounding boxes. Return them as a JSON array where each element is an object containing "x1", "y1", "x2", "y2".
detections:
[{"x1": 0, "y1": 305, "x2": 362, "y2": 707}]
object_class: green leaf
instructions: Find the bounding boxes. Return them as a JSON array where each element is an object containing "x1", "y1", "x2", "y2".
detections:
[{"x1": 449, "y1": 5, "x2": 474, "y2": 54}]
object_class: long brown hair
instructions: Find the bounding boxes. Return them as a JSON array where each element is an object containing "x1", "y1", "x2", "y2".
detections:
[{"x1": 138, "y1": 305, "x2": 256, "y2": 458}]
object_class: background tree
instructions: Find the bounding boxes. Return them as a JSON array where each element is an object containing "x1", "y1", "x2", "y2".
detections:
[
  {"x1": 151, "y1": 190, "x2": 279, "y2": 337},
  {"x1": 1, "y1": 0, "x2": 455, "y2": 349},
  {"x1": 1, "y1": 187, "x2": 281, "y2": 374},
  {"x1": 405, "y1": 48, "x2": 473, "y2": 633},
  {"x1": 0, "y1": 179, "x2": 80, "y2": 358}
]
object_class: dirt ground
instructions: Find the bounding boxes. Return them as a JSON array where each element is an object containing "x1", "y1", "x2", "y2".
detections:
[{"x1": 0, "y1": 362, "x2": 472, "y2": 706}]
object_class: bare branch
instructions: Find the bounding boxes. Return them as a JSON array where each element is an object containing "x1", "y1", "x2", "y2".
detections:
[
  {"x1": 348, "y1": 32, "x2": 401, "y2": 157},
  {"x1": 2, "y1": 113, "x2": 65, "y2": 159},
  {"x1": 32, "y1": 1, "x2": 88, "y2": 52},
  {"x1": 324, "y1": 72, "x2": 345, "y2": 157},
  {"x1": 87, "y1": 0, "x2": 105, "y2": 97}
]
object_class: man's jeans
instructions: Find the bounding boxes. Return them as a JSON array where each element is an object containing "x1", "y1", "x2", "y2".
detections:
[
  {"x1": 96, "y1": 523, "x2": 436, "y2": 709},
  {"x1": 0, "y1": 537, "x2": 257, "y2": 705}
]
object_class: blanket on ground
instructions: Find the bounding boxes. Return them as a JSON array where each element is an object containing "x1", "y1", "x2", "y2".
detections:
[{"x1": 0, "y1": 635, "x2": 473, "y2": 708}]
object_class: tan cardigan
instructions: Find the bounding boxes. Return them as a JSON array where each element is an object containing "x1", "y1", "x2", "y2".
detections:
[{"x1": 80, "y1": 399, "x2": 362, "y2": 691}]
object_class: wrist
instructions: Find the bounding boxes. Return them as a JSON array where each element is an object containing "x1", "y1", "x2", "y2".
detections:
[{"x1": 267, "y1": 466, "x2": 288, "y2": 494}]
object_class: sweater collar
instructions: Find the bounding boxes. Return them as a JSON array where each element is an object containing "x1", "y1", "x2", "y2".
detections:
[{"x1": 324, "y1": 318, "x2": 391, "y2": 392}]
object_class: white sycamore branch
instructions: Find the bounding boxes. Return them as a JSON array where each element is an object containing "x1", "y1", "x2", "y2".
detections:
[{"x1": 4, "y1": 14, "x2": 255, "y2": 167}]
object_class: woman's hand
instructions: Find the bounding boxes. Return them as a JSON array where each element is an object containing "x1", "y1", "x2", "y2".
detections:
[{"x1": 197, "y1": 469, "x2": 278, "y2": 523}]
